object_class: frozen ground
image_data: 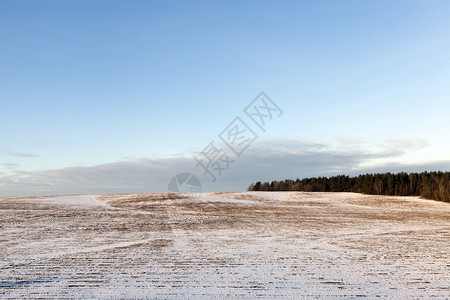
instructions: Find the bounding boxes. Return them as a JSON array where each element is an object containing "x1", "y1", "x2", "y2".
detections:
[{"x1": 0, "y1": 192, "x2": 449, "y2": 299}]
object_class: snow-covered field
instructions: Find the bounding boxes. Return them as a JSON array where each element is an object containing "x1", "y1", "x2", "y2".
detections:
[{"x1": 1, "y1": 192, "x2": 449, "y2": 299}]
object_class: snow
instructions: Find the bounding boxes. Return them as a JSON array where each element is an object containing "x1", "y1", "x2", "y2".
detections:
[
  {"x1": 1, "y1": 192, "x2": 449, "y2": 298},
  {"x1": 199, "y1": 193, "x2": 262, "y2": 205},
  {"x1": 36, "y1": 195, "x2": 106, "y2": 207}
]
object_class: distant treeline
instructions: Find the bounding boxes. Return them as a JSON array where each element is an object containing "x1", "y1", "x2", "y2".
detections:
[{"x1": 248, "y1": 172, "x2": 450, "y2": 202}]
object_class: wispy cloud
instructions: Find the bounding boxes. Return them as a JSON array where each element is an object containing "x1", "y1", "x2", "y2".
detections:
[
  {"x1": 2, "y1": 163, "x2": 19, "y2": 168},
  {"x1": 1, "y1": 150, "x2": 39, "y2": 158}
]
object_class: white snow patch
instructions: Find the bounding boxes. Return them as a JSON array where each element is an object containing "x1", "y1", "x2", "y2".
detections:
[{"x1": 34, "y1": 195, "x2": 105, "y2": 207}]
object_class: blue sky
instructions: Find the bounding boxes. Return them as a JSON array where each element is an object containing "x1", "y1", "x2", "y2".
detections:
[{"x1": 1, "y1": 1, "x2": 450, "y2": 196}]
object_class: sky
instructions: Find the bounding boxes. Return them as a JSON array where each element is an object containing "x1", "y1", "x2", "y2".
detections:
[{"x1": 1, "y1": 0, "x2": 450, "y2": 196}]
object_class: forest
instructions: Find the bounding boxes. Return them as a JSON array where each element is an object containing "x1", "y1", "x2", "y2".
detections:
[{"x1": 248, "y1": 171, "x2": 450, "y2": 202}]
